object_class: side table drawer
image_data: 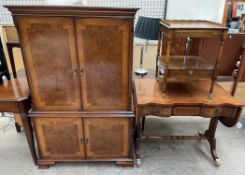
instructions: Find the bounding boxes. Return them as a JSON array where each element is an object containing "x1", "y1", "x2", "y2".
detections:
[
  {"x1": 168, "y1": 70, "x2": 213, "y2": 80},
  {"x1": 173, "y1": 106, "x2": 200, "y2": 116}
]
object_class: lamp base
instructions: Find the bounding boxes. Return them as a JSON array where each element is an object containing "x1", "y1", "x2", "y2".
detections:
[{"x1": 135, "y1": 67, "x2": 147, "y2": 77}]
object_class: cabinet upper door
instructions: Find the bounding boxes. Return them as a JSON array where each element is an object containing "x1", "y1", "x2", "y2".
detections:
[
  {"x1": 76, "y1": 18, "x2": 131, "y2": 111},
  {"x1": 15, "y1": 17, "x2": 81, "y2": 110}
]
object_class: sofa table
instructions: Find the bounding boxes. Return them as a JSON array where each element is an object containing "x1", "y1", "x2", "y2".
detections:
[
  {"x1": 133, "y1": 78, "x2": 242, "y2": 167},
  {"x1": 0, "y1": 70, "x2": 36, "y2": 164}
]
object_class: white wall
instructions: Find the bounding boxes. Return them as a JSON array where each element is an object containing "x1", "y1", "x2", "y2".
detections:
[
  {"x1": 0, "y1": 0, "x2": 47, "y2": 23},
  {"x1": 46, "y1": 0, "x2": 86, "y2": 5},
  {"x1": 166, "y1": 0, "x2": 226, "y2": 24}
]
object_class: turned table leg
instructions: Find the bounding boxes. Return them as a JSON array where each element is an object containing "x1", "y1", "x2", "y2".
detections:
[
  {"x1": 209, "y1": 32, "x2": 226, "y2": 98},
  {"x1": 199, "y1": 118, "x2": 220, "y2": 167},
  {"x1": 209, "y1": 78, "x2": 215, "y2": 98}
]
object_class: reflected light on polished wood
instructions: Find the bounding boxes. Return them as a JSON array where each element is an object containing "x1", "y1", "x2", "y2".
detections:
[
  {"x1": 0, "y1": 70, "x2": 29, "y2": 102},
  {"x1": 134, "y1": 79, "x2": 241, "y2": 107}
]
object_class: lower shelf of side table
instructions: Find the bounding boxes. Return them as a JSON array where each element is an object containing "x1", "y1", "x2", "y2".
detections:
[
  {"x1": 158, "y1": 55, "x2": 214, "y2": 80},
  {"x1": 157, "y1": 55, "x2": 216, "y2": 94}
]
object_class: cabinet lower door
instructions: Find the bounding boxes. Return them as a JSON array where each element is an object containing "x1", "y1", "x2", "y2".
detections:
[
  {"x1": 83, "y1": 117, "x2": 131, "y2": 158},
  {"x1": 33, "y1": 117, "x2": 85, "y2": 159}
]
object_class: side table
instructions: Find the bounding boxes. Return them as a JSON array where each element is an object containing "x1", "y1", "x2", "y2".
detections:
[
  {"x1": 156, "y1": 20, "x2": 227, "y2": 96},
  {"x1": 0, "y1": 70, "x2": 37, "y2": 164}
]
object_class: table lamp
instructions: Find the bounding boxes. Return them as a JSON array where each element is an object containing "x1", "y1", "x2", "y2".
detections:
[{"x1": 134, "y1": 16, "x2": 160, "y2": 76}]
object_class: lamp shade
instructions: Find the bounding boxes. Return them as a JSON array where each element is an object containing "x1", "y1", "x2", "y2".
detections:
[{"x1": 135, "y1": 16, "x2": 161, "y2": 40}]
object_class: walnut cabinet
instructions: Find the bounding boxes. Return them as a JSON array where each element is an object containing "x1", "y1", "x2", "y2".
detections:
[{"x1": 6, "y1": 6, "x2": 138, "y2": 167}]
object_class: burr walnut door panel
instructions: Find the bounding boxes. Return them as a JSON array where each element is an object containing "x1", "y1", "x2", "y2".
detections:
[
  {"x1": 15, "y1": 17, "x2": 81, "y2": 110},
  {"x1": 76, "y1": 18, "x2": 130, "y2": 110},
  {"x1": 33, "y1": 117, "x2": 85, "y2": 159},
  {"x1": 83, "y1": 117, "x2": 131, "y2": 158}
]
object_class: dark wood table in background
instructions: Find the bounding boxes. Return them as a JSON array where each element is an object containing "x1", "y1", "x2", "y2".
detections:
[
  {"x1": 0, "y1": 70, "x2": 36, "y2": 164},
  {"x1": 133, "y1": 78, "x2": 242, "y2": 167}
]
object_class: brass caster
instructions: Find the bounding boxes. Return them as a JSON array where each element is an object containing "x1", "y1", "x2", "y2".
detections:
[
  {"x1": 213, "y1": 158, "x2": 221, "y2": 167},
  {"x1": 198, "y1": 131, "x2": 204, "y2": 136},
  {"x1": 209, "y1": 93, "x2": 213, "y2": 99},
  {"x1": 136, "y1": 158, "x2": 141, "y2": 167}
]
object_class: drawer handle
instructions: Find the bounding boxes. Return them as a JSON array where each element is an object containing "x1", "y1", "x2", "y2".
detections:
[
  {"x1": 188, "y1": 71, "x2": 193, "y2": 75},
  {"x1": 79, "y1": 68, "x2": 84, "y2": 76},
  {"x1": 154, "y1": 106, "x2": 160, "y2": 115},
  {"x1": 85, "y1": 138, "x2": 89, "y2": 144},
  {"x1": 214, "y1": 109, "x2": 218, "y2": 116}
]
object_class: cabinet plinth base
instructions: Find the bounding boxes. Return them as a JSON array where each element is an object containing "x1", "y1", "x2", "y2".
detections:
[
  {"x1": 116, "y1": 161, "x2": 134, "y2": 167},
  {"x1": 37, "y1": 158, "x2": 134, "y2": 168},
  {"x1": 38, "y1": 165, "x2": 50, "y2": 169}
]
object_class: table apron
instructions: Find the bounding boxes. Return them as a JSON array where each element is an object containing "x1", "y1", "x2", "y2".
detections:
[{"x1": 137, "y1": 104, "x2": 241, "y2": 119}]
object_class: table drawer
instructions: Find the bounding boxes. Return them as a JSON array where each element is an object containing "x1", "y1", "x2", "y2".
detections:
[
  {"x1": 168, "y1": 70, "x2": 213, "y2": 80},
  {"x1": 142, "y1": 106, "x2": 171, "y2": 117},
  {"x1": 218, "y1": 106, "x2": 235, "y2": 117},
  {"x1": 0, "y1": 101, "x2": 18, "y2": 112},
  {"x1": 201, "y1": 107, "x2": 218, "y2": 117},
  {"x1": 158, "y1": 106, "x2": 172, "y2": 116},
  {"x1": 173, "y1": 106, "x2": 201, "y2": 116}
]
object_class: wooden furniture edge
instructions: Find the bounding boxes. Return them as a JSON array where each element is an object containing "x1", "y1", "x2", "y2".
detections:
[
  {"x1": 5, "y1": 5, "x2": 139, "y2": 18},
  {"x1": 160, "y1": 20, "x2": 228, "y2": 29},
  {"x1": 28, "y1": 111, "x2": 135, "y2": 117}
]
